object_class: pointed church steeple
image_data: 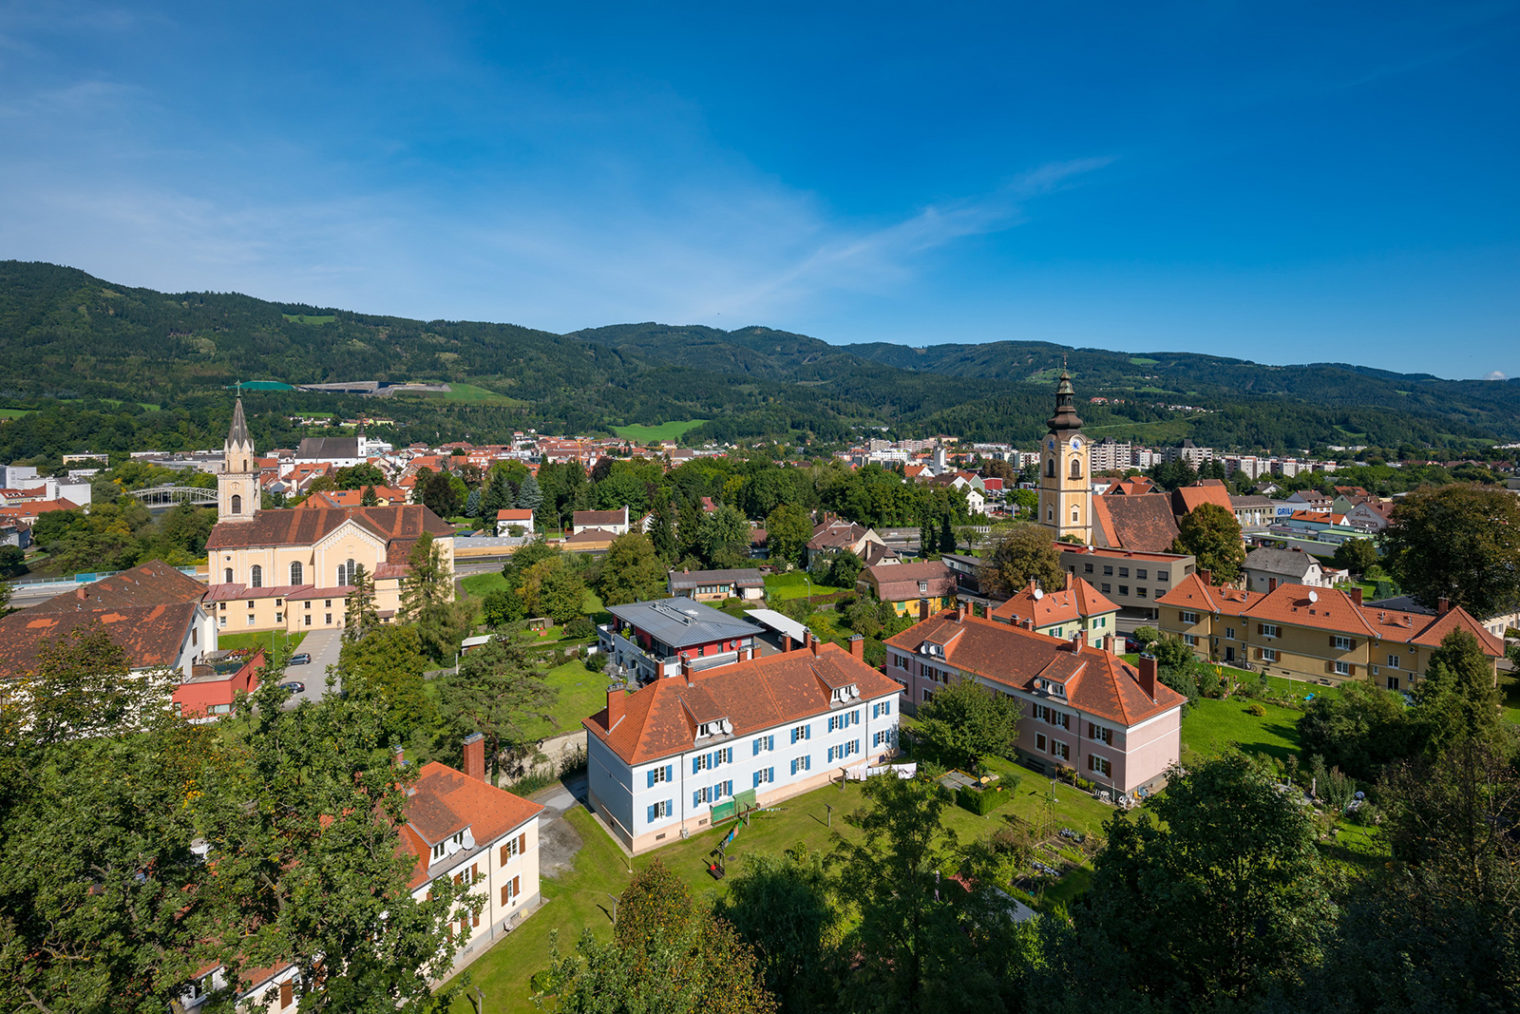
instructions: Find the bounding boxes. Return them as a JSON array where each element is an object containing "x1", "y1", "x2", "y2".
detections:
[
  {"x1": 218, "y1": 387, "x2": 258, "y2": 522},
  {"x1": 226, "y1": 389, "x2": 251, "y2": 453},
  {"x1": 1046, "y1": 369, "x2": 1084, "y2": 433}
]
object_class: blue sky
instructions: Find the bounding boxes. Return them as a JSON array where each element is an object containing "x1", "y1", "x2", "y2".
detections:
[{"x1": 1, "y1": 1, "x2": 1517, "y2": 379}]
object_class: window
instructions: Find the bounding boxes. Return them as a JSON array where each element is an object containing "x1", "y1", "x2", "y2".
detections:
[
  {"x1": 715, "y1": 779, "x2": 733, "y2": 799},
  {"x1": 1084, "y1": 563, "x2": 1094, "y2": 574},
  {"x1": 432, "y1": 841, "x2": 446, "y2": 860},
  {"x1": 1070, "y1": 506, "x2": 1079, "y2": 523},
  {"x1": 1119, "y1": 567, "x2": 1129, "y2": 578},
  {"x1": 1180, "y1": 610, "x2": 1198, "y2": 624},
  {"x1": 872, "y1": 700, "x2": 892, "y2": 718},
  {"x1": 246, "y1": 614, "x2": 255, "y2": 626},
  {"x1": 1070, "y1": 459, "x2": 1082, "y2": 479},
  {"x1": 649, "y1": 800, "x2": 671, "y2": 820},
  {"x1": 791, "y1": 756, "x2": 812, "y2": 775},
  {"x1": 250, "y1": 565, "x2": 263, "y2": 589},
  {"x1": 1225, "y1": 627, "x2": 1235, "y2": 640},
  {"x1": 324, "y1": 613, "x2": 332, "y2": 624},
  {"x1": 1101, "y1": 583, "x2": 1112, "y2": 593},
  {"x1": 790, "y1": 724, "x2": 811, "y2": 743},
  {"x1": 1089, "y1": 755, "x2": 1111, "y2": 776},
  {"x1": 1137, "y1": 587, "x2": 1147, "y2": 598},
  {"x1": 219, "y1": 616, "x2": 226, "y2": 628},
  {"x1": 752, "y1": 735, "x2": 774, "y2": 755},
  {"x1": 1051, "y1": 741, "x2": 1070, "y2": 760},
  {"x1": 754, "y1": 767, "x2": 774, "y2": 787},
  {"x1": 1103, "y1": 566, "x2": 1114, "y2": 576},
  {"x1": 1046, "y1": 459, "x2": 1055, "y2": 478},
  {"x1": 1119, "y1": 585, "x2": 1129, "y2": 596},
  {"x1": 500, "y1": 875, "x2": 520, "y2": 905},
  {"x1": 1089, "y1": 723, "x2": 1113, "y2": 745},
  {"x1": 1387, "y1": 654, "x2": 1400, "y2": 669},
  {"x1": 1331, "y1": 635, "x2": 1354, "y2": 651},
  {"x1": 224, "y1": 568, "x2": 233, "y2": 584},
  {"x1": 1386, "y1": 675, "x2": 1401, "y2": 691},
  {"x1": 1333, "y1": 661, "x2": 1351, "y2": 676},
  {"x1": 231, "y1": 494, "x2": 242, "y2": 514},
  {"x1": 1183, "y1": 634, "x2": 1198, "y2": 647},
  {"x1": 693, "y1": 786, "x2": 711, "y2": 805},
  {"x1": 1137, "y1": 569, "x2": 1148, "y2": 579},
  {"x1": 1156, "y1": 571, "x2": 1169, "y2": 582},
  {"x1": 275, "y1": 612, "x2": 283, "y2": 623},
  {"x1": 1261, "y1": 647, "x2": 1278, "y2": 662},
  {"x1": 290, "y1": 562, "x2": 303, "y2": 585},
  {"x1": 647, "y1": 764, "x2": 672, "y2": 787},
  {"x1": 1035, "y1": 733, "x2": 1048, "y2": 751},
  {"x1": 1261, "y1": 623, "x2": 1280, "y2": 638},
  {"x1": 304, "y1": 615, "x2": 312, "y2": 627},
  {"x1": 873, "y1": 729, "x2": 892, "y2": 747}
]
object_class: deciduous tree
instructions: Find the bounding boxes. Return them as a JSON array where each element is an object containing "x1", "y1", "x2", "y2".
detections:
[
  {"x1": 915, "y1": 677, "x2": 1021, "y2": 771},
  {"x1": 1383, "y1": 483, "x2": 1520, "y2": 616},
  {"x1": 596, "y1": 533, "x2": 667, "y2": 606},
  {"x1": 435, "y1": 633, "x2": 553, "y2": 781},
  {"x1": 1172, "y1": 502, "x2": 1245, "y2": 584},
  {"x1": 979, "y1": 523, "x2": 1063, "y2": 598}
]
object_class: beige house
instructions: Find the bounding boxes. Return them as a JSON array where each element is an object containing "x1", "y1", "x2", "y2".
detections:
[{"x1": 204, "y1": 397, "x2": 454, "y2": 633}]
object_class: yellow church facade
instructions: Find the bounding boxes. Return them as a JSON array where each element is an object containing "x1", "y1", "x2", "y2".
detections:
[{"x1": 204, "y1": 398, "x2": 454, "y2": 634}]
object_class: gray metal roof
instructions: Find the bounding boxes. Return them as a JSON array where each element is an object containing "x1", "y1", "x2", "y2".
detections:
[
  {"x1": 668, "y1": 568, "x2": 765, "y2": 589},
  {"x1": 1243, "y1": 546, "x2": 1317, "y2": 577},
  {"x1": 606, "y1": 597, "x2": 763, "y2": 648}
]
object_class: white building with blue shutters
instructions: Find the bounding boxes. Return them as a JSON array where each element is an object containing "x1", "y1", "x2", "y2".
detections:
[{"x1": 583, "y1": 636, "x2": 903, "y2": 853}]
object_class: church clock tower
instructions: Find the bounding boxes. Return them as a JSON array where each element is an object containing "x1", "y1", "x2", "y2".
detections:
[
  {"x1": 218, "y1": 391, "x2": 259, "y2": 523},
  {"x1": 1038, "y1": 369, "x2": 1092, "y2": 544}
]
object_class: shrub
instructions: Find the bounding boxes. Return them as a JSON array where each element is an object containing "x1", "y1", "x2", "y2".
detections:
[
  {"x1": 1246, "y1": 702, "x2": 1267, "y2": 717},
  {"x1": 957, "y1": 784, "x2": 1010, "y2": 816},
  {"x1": 584, "y1": 650, "x2": 608, "y2": 673},
  {"x1": 564, "y1": 616, "x2": 594, "y2": 640}
]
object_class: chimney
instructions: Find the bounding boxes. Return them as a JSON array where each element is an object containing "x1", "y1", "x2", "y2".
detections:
[
  {"x1": 1138, "y1": 654, "x2": 1158, "y2": 700},
  {"x1": 803, "y1": 630, "x2": 813, "y2": 651},
  {"x1": 919, "y1": 599, "x2": 930, "y2": 621},
  {"x1": 849, "y1": 634, "x2": 864, "y2": 660},
  {"x1": 392, "y1": 745, "x2": 406, "y2": 768},
  {"x1": 607, "y1": 687, "x2": 626, "y2": 728},
  {"x1": 956, "y1": 601, "x2": 969, "y2": 622},
  {"x1": 810, "y1": 636, "x2": 821, "y2": 657},
  {"x1": 1350, "y1": 586, "x2": 1363, "y2": 606},
  {"x1": 1072, "y1": 630, "x2": 1086, "y2": 652},
  {"x1": 1438, "y1": 596, "x2": 1451, "y2": 616},
  {"x1": 1064, "y1": 571, "x2": 1073, "y2": 590},
  {"x1": 783, "y1": 634, "x2": 793, "y2": 653},
  {"x1": 1104, "y1": 634, "x2": 1114, "y2": 653},
  {"x1": 462, "y1": 733, "x2": 485, "y2": 782},
  {"x1": 1200, "y1": 569, "x2": 1213, "y2": 586}
]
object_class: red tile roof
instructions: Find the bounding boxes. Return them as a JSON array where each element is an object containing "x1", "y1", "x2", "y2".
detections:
[
  {"x1": 1091, "y1": 493, "x2": 1180, "y2": 553},
  {"x1": 401, "y1": 762, "x2": 544, "y2": 891},
  {"x1": 991, "y1": 576, "x2": 1118, "y2": 627},
  {"x1": 885, "y1": 611, "x2": 1185, "y2": 727},
  {"x1": 583, "y1": 642, "x2": 901, "y2": 766},
  {"x1": 206, "y1": 505, "x2": 451, "y2": 564},
  {"x1": 861, "y1": 560, "x2": 956, "y2": 602},
  {"x1": 1171, "y1": 482, "x2": 1233, "y2": 516}
]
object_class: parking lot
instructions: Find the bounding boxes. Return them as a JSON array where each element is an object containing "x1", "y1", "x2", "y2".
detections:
[{"x1": 276, "y1": 628, "x2": 344, "y2": 707}]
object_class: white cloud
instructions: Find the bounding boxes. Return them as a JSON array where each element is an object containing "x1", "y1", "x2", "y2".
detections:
[{"x1": 1483, "y1": 370, "x2": 1507, "y2": 381}]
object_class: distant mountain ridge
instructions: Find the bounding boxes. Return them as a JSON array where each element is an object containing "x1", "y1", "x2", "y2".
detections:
[{"x1": 0, "y1": 260, "x2": 1516, "y2": 458}]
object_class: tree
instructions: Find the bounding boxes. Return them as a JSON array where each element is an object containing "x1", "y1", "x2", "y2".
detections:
[
  {"x1": 515, "y1": 472, "x2": 543, "y2": 511},
  {"x1": 1046, "y1": 755, "x2": 1335, "y2": 1010},
  {"x1": 715, "y1": 848, "x2": 839, "y2": 1014},
  {"x1": 0, "y1": 543, "x2": 24, "y2": 579},
  {"x1": 1412, "y1": 628, "x2": 1503, "y2": 754},
  {"x1": 544, "y1": 861, "x2": 777, "y2": 1014},
  {"x1": 1330, "y1": 537, "x2": 1378, "y2": 576},
  {"x1": 698, "y1": 503, "x2": 751, "y2": 568},
  {"x1": 978, "y1": 524, "x2": 1063, "y2": 598},
  {"x1": 435, "y1": 633, "x2": 552, "y2": 782},
  {"x1": 334, "y1": 462, "x2": 386, "y2": 489},
  {"x1": 400, "y1": 532, "x2": 470, "y2": 663},
  {"x1": 764, "y1": 503, "x2": 812, "y2": 567},
  {"x1": 537, "y1": 563, "x2": 588, "y2": 624},
  {"x1": 1172, "y1": 502, "x2": 1245, "y2": 584},
  {"x1": 597, "y1": 533, "x2": 667, "y2": 606},
  {"x1": 915, "y1": 677, "x2": 1021, "y2": 771},
  {"x1": 344, "y1": 562, "x2": 380, "y2": 641},
  {"x1": 419, "y1": 468, "x2": 463, "y2": 519},
  {"x1": 8, "y1": 624, "x2": 172, "y2": 748},
  {"x1": 825, "y1": 549, "x2": 864, "y2": 590},
  {"x1": 648, "y1": 497, "x2": 678, "y2": 563},
  {"x1": 1296, "y1": 678, "x2": 1413, "y2": 782},
  {"x1": 1383, "y1": 483, "x2": 1520, "y2": 616},
  {"x1": 337, "y1": 625, "x2": 435, "y2": 743}
]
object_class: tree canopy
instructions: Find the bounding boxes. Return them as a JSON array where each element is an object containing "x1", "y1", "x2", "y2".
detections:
[{"x1": 1383, "y1": 483, "x2": 1520, "y2": 617}]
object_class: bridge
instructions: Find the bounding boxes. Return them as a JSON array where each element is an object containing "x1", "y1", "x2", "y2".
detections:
[{"x1": 127, "y1": 486, "x2": 220, "y2": 507}]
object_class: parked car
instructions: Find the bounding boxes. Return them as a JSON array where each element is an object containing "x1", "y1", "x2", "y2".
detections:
[
  {"x1": 290, "y1": 653, "x2": 311, "y2": 666},
  {"x1": 279, "y1": 681, "x2": 305, "y2": 694}
]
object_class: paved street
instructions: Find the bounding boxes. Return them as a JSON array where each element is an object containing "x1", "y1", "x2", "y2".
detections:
[{"x1": 278, "y1": 628, "x2": 344, "y2": 708}]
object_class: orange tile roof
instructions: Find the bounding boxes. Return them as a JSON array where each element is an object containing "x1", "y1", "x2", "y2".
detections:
[
  {"x1": 401, "y1": 762, "x2": 544, "y2": 891},
  {"x1": 583, "y1": 642, "x2": 902, "y2": 766},
  {"x1": 1091, "y1": 493, "x2": 1180, "y2": 553},
  {"x1": 1172, "y1": 482, "x2": 1233, "y2": 516},
  {"x1": 863, "y1": 560, "x2": 956, "y2": 602},
  {"x1": 885, "y1": 612, "x2": 1185, "y2": 727},
  {"x1": 991, "y1": 576, "x2": 1117, "y2": 627},
  {"x1": 206, "y1": 505, "x2": 451, "y2": 564}
]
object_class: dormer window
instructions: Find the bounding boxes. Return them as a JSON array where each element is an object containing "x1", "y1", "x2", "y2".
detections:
[
  {"x1": 431, "y1": 841, "x2": 445, "y2": 860},
  {"x1": 831, "y1": 684, "x2": 859, "y2": 703}
]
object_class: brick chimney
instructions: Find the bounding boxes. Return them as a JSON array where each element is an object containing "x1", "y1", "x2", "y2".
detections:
[
  {"x1": 956, "y1": 601, "x2": 969, "y2": 622},
  {"x1": 391, "y1": 745, "x2": 405, "y2": 768},
  {"x1": 607, "y1": 686, "x2": 626, "y2": 728},
  {"x1": 849, "y1": 634, "x2": 864, "y2": 660},
  {"x1": 462, "y1": 732, "x2": 485, "y2": 782},
  {"x1": 1350, "y1": 586, "x2": 1363, "y2": 606},
  {"x1": 1071, "y1": 630, "x2": 1085, "y2": 652},
  {"x1": 783, "y1": 634, "x2": 793, "y2": 653},
  {"x1": 810, "y1": 635, "x2": 821, "y2": 657},
  {"x1": 802, "y1": 630, "x2": 813, "y2": 651},
  {"x1": 1064, "y1": 570, "x2": 1073, "y2": 590},
  {"x1": 1200, "y1": 569, "x2": 1213, "y2": 586},
  {"x1": 1138, "y1": 654, "x2": 1158, "y2": 700},
  {"x1": 1438, "y1": 596, "x2": 1451, "y2": 616},
  {"x1": 919, "y1": 599, "x2": 930, "y2": 621}
]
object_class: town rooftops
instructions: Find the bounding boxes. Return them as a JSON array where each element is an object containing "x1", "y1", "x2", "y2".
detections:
[
  {"x1": 1171, "y1": 482, "x2": 1233, "y2": 516},
  {"x1": 1091, "y1": 493, "x2": 1181, "y2": 553},
  {"x1": 206, "y1": 504, "x2": 452, "y2": 561},
  {"x1": 605, "y1": 597, "x2": 763, "y2": 649},
  {"x1": 990, "y1": 575, "x2": 1118, "y2": 627},
  {"x1": 860, "y1": 559, "x2": 956, "y2": 602},
  {"x1": 583, "y1": 641, "x2": 901, "y2": 765},
  {"x1": 496, "y1": 508, "x2": 534, "y2": 521},
  {"x1": 294, "y1": 436, "x2": 360, "y2": 459},
  {"x1": 885, "y1": 610, "x2": 1185, "y2": 727},
  {"x1": 668, "y1": 568, "x2": 765, "y2": 591},
  {"x1": 399, "y1": 761, "x2": 544, "y2": 891}
]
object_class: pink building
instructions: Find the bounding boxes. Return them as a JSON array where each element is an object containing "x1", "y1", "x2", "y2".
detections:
[
  {"x1": 173, "y1": 649, "x2": 266, "y2": 722},
  {"x1": 884, "y1": 607, "x2": 1186, "y2": 796}
]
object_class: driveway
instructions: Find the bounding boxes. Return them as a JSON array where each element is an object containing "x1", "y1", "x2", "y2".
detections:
[
  {"x1": 279, "y1": 628, "x2": 344, "y2": 708},
  {"x1": 531, "y1": 772, "x2": 589, "y2": 879}
]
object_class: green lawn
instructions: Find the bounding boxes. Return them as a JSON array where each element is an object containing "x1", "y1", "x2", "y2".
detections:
[
  {"x1": 216, "y1": 630, "x2": 308, "y2": 655},
  {"x1": 764, "y1": 572, "x2": 845, "y2": 602},
  {"x1": 610, "y1": 419, "x2": 709, "y2": 443},
  {"x1": 525, "y1": 660, "x2": 608, "y2": 738},
  {"x1": 1501, "y1": 671, "x2": 1520, "y2": 725},
  {"x1": 448, "y1": 769, "x2": 1111, "y2": 1012},
  {"x1": 1181, "y1": 696, "x2": 1303, "y2": 766},
  {"x1": 0, "y1": 407, "x2": 33, "y2": 419},
  {"x1": 441, "y1": 382, "x2": 529, "y2": 407}
]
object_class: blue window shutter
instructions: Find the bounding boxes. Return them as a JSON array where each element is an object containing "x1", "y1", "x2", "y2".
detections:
[
  {"x1": 753, "y1": 771, "x2": 760, "y2": 788},
  {"x1": 665, "y1": 764, "x2": 673, "y2": 781},
  {"x1": 666, "y1": 798, "x2": 673, "y2": 816},
  {"x1": 790, "y1": 728, "x2": 796, "y2": 745},
  {"x1": 647, "y1": 804, "x2": 655, "y2": 823},
  {"x1": 753, "y1": 739, "x2": 760, "y2": 756},
  {"x1": 726, "y1": 747, "x2": 733, "y2": 763},
  {"x1": 647, "y1": 770, "x2": 655, "y2": 788},
  {"x1": 692, "y1": 757, "x2": 699, "y2": 775}
]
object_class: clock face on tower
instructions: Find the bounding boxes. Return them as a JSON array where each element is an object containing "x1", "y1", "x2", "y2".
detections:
[
  {"x1": 1047, "y1": 439, "x2": 1055, "y2": 451},
  {"x1": 1070, "y1": 437, "x2": 1081, "y2": 451}
]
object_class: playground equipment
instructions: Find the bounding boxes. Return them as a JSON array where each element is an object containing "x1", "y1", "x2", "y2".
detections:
[{"x1": 706, "y1": 803, "x2": 759, "y2": 880}]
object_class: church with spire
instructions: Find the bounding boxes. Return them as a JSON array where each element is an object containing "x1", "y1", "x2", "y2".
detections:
[
  {"x1": 204, "y1": 392, "x2": 455, "y2": 634},
  {"x1": 1038, "y1": 368, "x2": 1092, "y2": 544}
]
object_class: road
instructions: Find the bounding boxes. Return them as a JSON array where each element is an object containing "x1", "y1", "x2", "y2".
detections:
[{"x1": 277, "y1": 628, "x2": 344, "y2": 708}]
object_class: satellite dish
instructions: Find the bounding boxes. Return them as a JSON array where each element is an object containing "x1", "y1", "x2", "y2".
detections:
[
  {"x1": 446, "y1": 838, "x2": 460, "y2": 856},
  {"x1": 1307, "y1": 590, "x2": 1318, "y2": 603},
  {"x1": 461, "y1": 828, "x2": 476, "y2": 850},
  {"x1": 1033, "y1": 588, "x2": 1044, "y2": 600}
]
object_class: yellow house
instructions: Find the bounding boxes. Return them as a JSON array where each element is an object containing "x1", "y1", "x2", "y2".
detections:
[
  {"x1": 1156, "y1": 573, "x2": 1503, "y2": 690},
  {"x1": 204, "y1": 397, "x2": 454, "y2": 633},
  {"x1": 856, "y1": 560, "x2": 957, "y2": 618}
]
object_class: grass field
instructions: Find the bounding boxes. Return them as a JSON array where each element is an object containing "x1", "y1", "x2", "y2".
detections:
[
  {"x1": 1180, "y1": 697, "x2": 1303, "y2": 766},
  {"x1": 1502, "y1": 671, "x2": 1520, "y2": 725},
  {"x1": 764, "y1": 572, "x2": 845, "y2": 602},
  {"x1": 525, "y1": 659, "x2": 611, "y2": 739},
  {"x1": 281, "y1": 313, "x2": 335, "y2": 325},
  {"x1": 0, "y1": 408, "x2": 34, "y2": 419},
  {"x1": 610, "y1": 419, "x2": 708, "y2": 443},
  {"x1": 216, "y1": 630, "x2": 308, "y2": 655},
  {"x1": 448, "y1": 769, "x2": 1110, "y2": 1013},
  {"x1": 441, "y1": 382, "x2": 529, "y2": 407}
]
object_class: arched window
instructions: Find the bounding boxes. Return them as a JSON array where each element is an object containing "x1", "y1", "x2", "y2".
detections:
[
  {"x1": 231, "y1": 494, "x2": 242, "y2": 515},
  {"x1": 250, "y1": 565, "x2": 263, "y2": 589},
  {"x1": 1046, "y1": 459, "x2": 1056, "y2": 478},
  {"x1": 290, "y1": 562, "x2": 303, "y2": 586},
  {"x1": 224, "y1": 568, "x2": 233, "y2": 584},
  {"x1": 1071, "y1": 506, "x2": 1080, "y2": 523},
  {"x1": 1070, "y1": 459, "x2": 1082, "y2": 480},
  {"x1": 1047, "y1": 508, "x2": 1054, "y2": 521}
]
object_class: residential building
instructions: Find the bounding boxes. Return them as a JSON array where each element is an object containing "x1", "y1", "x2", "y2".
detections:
[
  {"x1": 1090, "y1": 490, "x2": 1181, "y2": 554},
  {"x1": 668, "y1": 568, "x2": 766, "y2": 602},
  {"x1": 1037, "y1": 370, "x2": 1092, "y2": 543},
  {"x1": 598, "y1": 597, "x2": 766, "y2": 683},
  {"x1": 583, "y1": 637, "x2": 902, "y2": 852},
  {"x1": 496, "y1": 508, "x2": 535, "y2": 536},
  {"x1": 1156, "y1": 575, "x2": 1503, "y2": 689},
  {"x1": 571, "y1": 506, "x2": 630, "y2": 536},
  {"x1": 1242, "y1": 546, "x2": 1341, "y2": 594},
  {"x1": 989, "y1": 574, "x2": 1118, "y2": 642},
  {"x1": 807, "y1": 516, "x2": 890, "y2": 566},
  {"x1": 205, "y1": 396, "x2": 455, "y2": 633},
  {"x1": 1229, "y1": 494, "x2": 1277, "y2": 531},
  {"x1": 173, "y1": 648, "x2": 266, "y2": 722},
  {"x1": 856, "y1": 559, "x2": 957, "y2": 617},
  {"x1": 1057, "y1": 544, "x2": 1196, "y2": 624},
  {"x1": 0, "y1": 560, "x2": 216, "y2": 683},
  {"x1": 884, "y1": 607, "x2": 1186, "y2": 795},
  {"x1": 1345, "y1": 500, "x2": 1393, "y2": 533}
]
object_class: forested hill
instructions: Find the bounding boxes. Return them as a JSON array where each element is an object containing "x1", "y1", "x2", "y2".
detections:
[{"x1": 0, "y1": 260, "x2": 1517, "y2": 462}]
